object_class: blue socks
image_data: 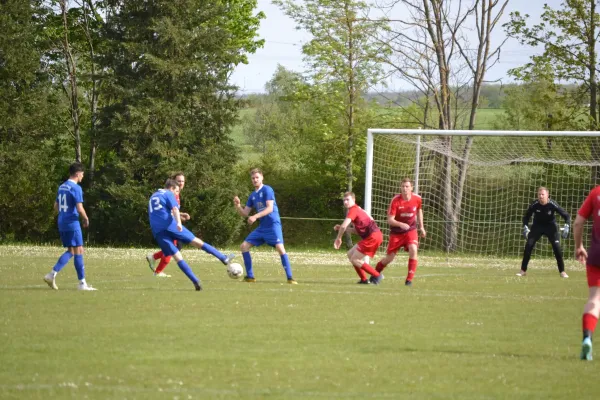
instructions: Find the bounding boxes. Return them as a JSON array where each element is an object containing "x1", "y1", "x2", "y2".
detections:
[
  {"x1": 280, "y1": 254, "x2": 293, "y2": 279},
  {"x1": 201, "y1": 243, "x2": 226, "y2": 263},
  {"x1": 242, "y1": 251, "x2": 254, "y2": 278},
  {"x1": 177, "y1": 260, "x2": 199, "y2": 284},
  {"x1": 74, "y1": 254, "x2": 85, "y2": 280},
  {"x1": 53, "y1": 251, "x2": 73, "y2": 273}
]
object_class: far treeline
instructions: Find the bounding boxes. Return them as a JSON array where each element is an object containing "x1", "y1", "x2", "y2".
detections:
[{"x1": 2, "y1": 0, "x2": 600, "y2": 249}]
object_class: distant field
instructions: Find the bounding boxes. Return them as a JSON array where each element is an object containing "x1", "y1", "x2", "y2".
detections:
[
  {"x1": 1, "y1": 245, "x2": 598, "y2": 400},
  {"x1": 232, "y1": 106, "x2": 505, "y2": 163}
]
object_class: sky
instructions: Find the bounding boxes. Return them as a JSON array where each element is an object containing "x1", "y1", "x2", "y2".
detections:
[{"x1": 230, "y1": 0, "x2": 566, "y2": 94}]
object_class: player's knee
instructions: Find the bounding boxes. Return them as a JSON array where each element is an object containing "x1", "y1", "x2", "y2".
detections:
[{"x1": 240, "y1": 242, "x2": 251, "y2": 252}]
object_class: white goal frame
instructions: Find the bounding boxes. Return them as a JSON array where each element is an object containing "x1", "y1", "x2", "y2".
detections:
[{"x1": 365, "y1": 129, "x2": 600, "y2": 257}]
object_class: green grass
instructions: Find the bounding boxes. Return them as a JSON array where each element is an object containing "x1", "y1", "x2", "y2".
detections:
[{"x1": 1, "y1": 245, "x2": 598, "y2": 399}]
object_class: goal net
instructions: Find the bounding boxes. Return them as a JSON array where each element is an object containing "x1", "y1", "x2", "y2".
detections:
[{"x1": 365, "y1": 129, "x2": 600, "y2": 258}]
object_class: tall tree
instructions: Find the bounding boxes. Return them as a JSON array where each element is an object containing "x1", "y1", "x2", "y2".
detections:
[
  {"x1": 375, "y1": 0, "x2": 509, "y2": 250},
  {"x1": 91, "y1": 0, "x2": 264, "y2": 244},
  {"x1": 275, "y1": 0, "x2": 388, "y2": 194},
  {"x1": 505, "y1": 0, "x2": 600, "y2": 180}
]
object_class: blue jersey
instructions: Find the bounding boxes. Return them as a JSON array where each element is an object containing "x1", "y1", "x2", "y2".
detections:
[
  {"x1": 246, "y1": 185, "x2": 280, "y2": 228},
  {"x1": 56, "y1": 180, "x2": 84, "y2": 231},
  {"x1": 148, "y1": 189, "x2": 179, "y2": 234}
]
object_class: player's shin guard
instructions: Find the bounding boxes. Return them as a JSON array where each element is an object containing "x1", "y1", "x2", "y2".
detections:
[
  {"x1": 74, "y1": 254, "x2": 85, "y2": 280},
  {"x1": 201, "y1": 243, "x2": 226, "y2": 263},
  {"x1": 280, "y1": 254, "x2": 293, "y2": 279},
  {"x1": 583, "y1": 313, "x2": 598, "y2": 339},
  {"x1": 177, "y1": 260, "x2": 199, "y2": 284},
  {"x1": 361, "y1": 263, "x2": 380, "y2": 277},
  {"x1": 407, "y1": 258, "x2": 417, "y2": 282},
  {"x1": 242, "y1": 252, "x2": 254, "y2": 278},
  {"x1": 155, "y1": 256, "x2": 171, "y2": 274},
  {"x1": 354, "y1": 266, "x2": 367, "y2": 281},
  {"x1": 376, "y1": 261, "x2": 387, "y2": 273},
  {"x1": 551, "y1": 241, "x2": 565, "y2": 273},
  {"x1": 53, "y1": 251, "x2": 73, "y2": 273},
  {"x1": 153, "y1": 251, "x2": 164, "y2": 260}
]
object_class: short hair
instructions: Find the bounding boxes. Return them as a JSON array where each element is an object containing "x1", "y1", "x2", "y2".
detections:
[
  {"x1": 249, "y1": 168, "x2": 263, "y2": 176},
  {"x1": 69, "y1": 162, "x2": 84, "y2": 176},
  {"x1": 343, "y1": 191, "x2": 355, "y2": 199},
  {"x1": 164, "y1": 178, "x2": 179, "y2": 190},
  {"x1": 538, "y1": 186, "x2": 549, "y2": 194},
  {"x1": 401, "y1": 177, "x2": 412, "y2": 185},
  {"x1": 171, "y1": 172, "x2": 185, "y2": 180}
]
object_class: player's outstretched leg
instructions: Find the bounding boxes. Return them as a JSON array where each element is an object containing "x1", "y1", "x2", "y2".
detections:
[{"x1": 154, "y1": 255, "x2": 172, "y2": 277}]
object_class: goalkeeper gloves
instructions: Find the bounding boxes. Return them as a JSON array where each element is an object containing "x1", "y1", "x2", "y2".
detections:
[
  {"x1": 562, "y1": 224, "x2": 570, "y2": 239},
  {"x1": 522, "y1": 225, "x2": 530, "y2": 239}
]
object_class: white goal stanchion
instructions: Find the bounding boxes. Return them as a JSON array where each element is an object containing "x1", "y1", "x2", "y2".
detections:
[{"x1": 365, "y1": 129, "x2": 600, "y2": 258}]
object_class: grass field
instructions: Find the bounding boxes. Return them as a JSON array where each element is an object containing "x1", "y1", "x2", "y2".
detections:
[{"x1": 1, "y1": 245, "x2": 598, "y2": 399}]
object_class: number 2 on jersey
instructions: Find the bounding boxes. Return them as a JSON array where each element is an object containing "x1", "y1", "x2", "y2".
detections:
[
  {"x1": 149, "y1": 197, "x2": 162, "y2": 213},
  {"x1": 58, "y1": 194, "x2": 69, "y2": 213}
]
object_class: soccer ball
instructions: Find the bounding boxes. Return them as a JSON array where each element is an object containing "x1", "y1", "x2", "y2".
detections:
[{"x1": 227, "y1": 262, "x2": 244, "y2": 279}]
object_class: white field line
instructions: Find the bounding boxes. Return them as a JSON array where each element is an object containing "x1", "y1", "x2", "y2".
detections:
[
  {"x1": 0, "y1": 382, "x2": 414, "y2": 398},
  {"x1": 1, "y1": 278, "x2": 586, "y2": 301}
]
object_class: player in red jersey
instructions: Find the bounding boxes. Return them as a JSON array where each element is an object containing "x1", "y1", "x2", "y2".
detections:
[
  {"x1": 146, "y1": 173, "x2": 190, "y2": 277},
  {"x1": 373, "y1": 177, "x2": 426, "y2": 286},
  {"x1": 334, "y1": 192, "x2": 383, "y2": 284},
  {"x1": 574, "y1": 185, "x2": 600, "y2": 360}
]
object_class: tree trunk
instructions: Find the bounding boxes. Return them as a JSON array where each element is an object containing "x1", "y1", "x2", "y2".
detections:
[{"x1": 61, "y1": 0, "x2": 81, "y2": 163}]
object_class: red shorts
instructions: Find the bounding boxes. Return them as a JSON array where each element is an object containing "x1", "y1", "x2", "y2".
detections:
[
  {"x1": 387, "y1": 230, "x2": 419, "y2": 254},
  {"x1": 587, "y1": 264, "x2": 600, "y2": 287},
  {"x1": 357, "y1": 231, "x2": 383, "y2": 258}
]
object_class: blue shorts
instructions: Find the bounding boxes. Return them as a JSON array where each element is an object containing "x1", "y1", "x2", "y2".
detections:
[
  {"x1": 59, "y1": 229, "x2": 83, "y2": 248},
  {"x1": 245, "y1": 224, "x2": 284, "y2": 247},
  {"x1": 153, "y1": 225, "x2": 196, "y2": 256}
]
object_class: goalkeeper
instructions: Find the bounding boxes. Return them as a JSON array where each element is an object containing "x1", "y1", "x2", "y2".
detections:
[{"x1": 518, "y1": 187, "x2": 571, "y2": 278}]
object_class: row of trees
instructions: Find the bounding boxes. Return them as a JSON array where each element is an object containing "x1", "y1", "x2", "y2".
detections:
[
  {"x1": 2, "y1": 0, "x2": 600, "y2": 249},
  {"x1": 1, "y1": 0, "x2": 264, "y2": 245}
]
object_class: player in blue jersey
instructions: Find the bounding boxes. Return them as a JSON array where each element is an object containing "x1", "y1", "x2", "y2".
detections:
[
  {"x1": 233, "y1": 168, "x2": 297, "y2": 284},
  {"x1": 149, "y1": 178, "x2": 234, "y2": 291},
  {"x1": 44, "y1": 162, "x2": 96, "y2": 291}
]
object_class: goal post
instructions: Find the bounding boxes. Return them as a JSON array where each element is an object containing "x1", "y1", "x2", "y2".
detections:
[{"x1": 365, "y1": 129, "x2": 600, "y2": 258}]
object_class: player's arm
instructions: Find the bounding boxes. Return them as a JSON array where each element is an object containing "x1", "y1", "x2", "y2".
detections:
[
  {"x1": 334, "y1": 217, "x2": 353, "y2": 249},
  {"x1": 522, "y1": 203, "x2": 534, "y2": 227},
  {"x1": 387, "y1": 215, "x2": 410, "y2": 231},
  {"x1": 554, "y1": 202, "x2": 571, "y2": 225},
  {"x1": 248, "y1": 200, "x2": 274, "y2": 225},
  {"x1": 233, "y1": 196, "x2": 252, "y2": 217},
  {"x1": 76, "y1": 203, "x2": 89, "y2": 228},
  {"x1": 574, "y1": 214, "x2": 587, "y2": 264},
  {"x1": 417, "y1": 207, "x2": 426, "y2": 237},
  {"x1": 53, "y1": 201, "x2": 59, "y2": 213}
]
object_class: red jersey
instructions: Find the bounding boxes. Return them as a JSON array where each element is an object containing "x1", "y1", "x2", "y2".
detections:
[
  {"x1": 387, "y1": 194, "x2": 422, "y2": 234},
  {"x1": 347, "y1": 205, "x2": 380, "y2": 239},
  {"x1": 175, "y1": 192, "x2": 181, "y2": 206},
  {"x1": 578, "y1": 186, "x2": 600, "y2": 266}
]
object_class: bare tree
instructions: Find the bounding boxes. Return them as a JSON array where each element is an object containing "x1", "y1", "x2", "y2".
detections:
[{"x1": 375, "y1": 0, "x2": 510, "y2": 250}]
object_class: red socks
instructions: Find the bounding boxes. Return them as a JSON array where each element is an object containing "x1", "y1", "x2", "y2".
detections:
[
  {"x1": 376, "y1": 261, "x2": 386, "y2": 273},
  {"x1": 583, "y1": 313, "x2": 599, "y2": 333},
  {"x1": 153, "y1": 251, "x2": 163, "y2": 260},
  {"x1": 361, "y1": 263, "x2": 380, "y2": 277},
  {"x1": 354, "y1": 266, "x2": 367, "y2": 281},
  {"x1": 154, "y1": 256, "x2": 171, "y2": 274},
  {"x1": 407, "y1": 259, "x2": 417, "y2": 282}
]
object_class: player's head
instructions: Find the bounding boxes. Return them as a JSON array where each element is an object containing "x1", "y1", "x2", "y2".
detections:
[
  {"x1": 172, "y1": 172, "x2": 185, "y2": 190},
  {"x1": 69, "y1": 162, "x2": 84, "y2": 182},
  {"x1": 164, "y1": 178, "x2": 180, "y2": 195},
  {"x1": 249, "y1": 168, "x2": 263, "y2": 188},
  {"x1": 538, "y1": 186, "x2": 549, "y2": 204},
  {"x1": 343, "y1": 191, "x2": 356, "y2": 209},
  {"x1": 400, "y1": 177, "x2": 413, "y2": 196}
]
